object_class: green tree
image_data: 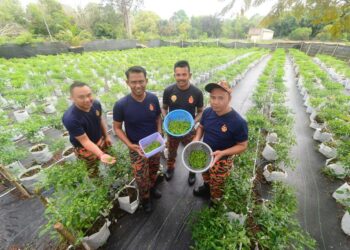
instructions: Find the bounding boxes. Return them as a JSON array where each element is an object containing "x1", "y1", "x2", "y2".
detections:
[
  {"x1": 26, "y1": 0, "x2": 74, "y2": 37},
  {"x1": 133, "y1": 11, "x2": 160, "y2": 38},
  {"x1": 289, "y1": 27, "x2": 312, "y2": 40}
]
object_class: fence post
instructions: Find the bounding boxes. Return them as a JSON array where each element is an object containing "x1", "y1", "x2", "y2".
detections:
[
  {"x1": 332, "y1": 43, "x2": 339, "y2": 56},
  {"x1": 0, "y1": 164, "x2": 31, "y2": 198},
  {"x1": 317, "y1": 43, "x2": 324, "y2": 55},
  {"x1": 300, "y1": 42, "x2": 303, "y2": 51},
  {"x1": 234, "y1": 41, "x2": 237, "y2": 49},
  {"x1": 306, "y1": 43, "x2": 312, "y2": 55}
]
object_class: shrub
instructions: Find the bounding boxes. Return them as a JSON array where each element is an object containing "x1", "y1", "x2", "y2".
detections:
[{"x1": 289, "y1": 28, "x2": 312, "y2": 41}]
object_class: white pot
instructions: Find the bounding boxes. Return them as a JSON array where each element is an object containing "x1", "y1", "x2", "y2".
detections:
[
  {"x1": 29, "y1": 143, "x2": 53, "y2": 164},
  {"x1": 318, "y1": 143, "x2": 337, "y2": 159},
  {"x1": 313, "y1": 128, "x2": 333, "y2": 142},
  {"x1": 341, "y1": 212, "x2": 350, "y2": 236},
  {"x1": 44, "y1": 103, "x2": 56, "y2": 114},
  {"x1": 19, "y1": 165, "x2": 44, "y2": 193},
  {"x1": 82, "y1": 219, "x2": 111, "y2": 250},
  {"x1": 44, "y1": 96, "x2": 58, "y2": 105},
  {"x1": 332, "y1": 183, "x2": 350, "y2": 206},
  {"x1": 266, "y1": 133, "x2": 278, "y2": 144},
  {"x1": 116, "y1": 185, "x2": 139, "y2": 214},
  {"x1": 226, "y1": 212, "x2": 246, "y2": 225},
  {"x1": 309, "y1": 120, "x2": 325, "y2": 130},
  {"x1": 5, "y1": 161, "x2": 26, "y2": 178},
  {"x1": 262, "y1": 143, "x2": 277, "y2": 161},
  {"x1": 14, "y1": 109, "x2": 30, "y2": 123},
  {"x1": 62, "y1": 147, "x2": 76, "y2": 162},
  {"x1": 263, "y1": 164, "x2": 288, "y2": 182},
  {"x1": 25, "y1": 102, "x2": 37, "y2": 114},
  {"x1": 325, "y1": 158, "x2": 348, "y2": 178}
]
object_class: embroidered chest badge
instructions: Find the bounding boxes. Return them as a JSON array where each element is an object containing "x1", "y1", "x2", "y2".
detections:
[
  {"x1": 188, "y1": 95, "x2": 194, "y2": 104},
  {"x1": 149, "y1": 103, "x2": 154, "y2": 111},
  {"x1": 221, "y1": 124, "x2": 228, "y2": 133},
  {"x1": 171, "y1": 95, "x2": 177, "y2": 102},
  {"x1": 96, "y1": 110, "x2": 100, "y2": 117}
]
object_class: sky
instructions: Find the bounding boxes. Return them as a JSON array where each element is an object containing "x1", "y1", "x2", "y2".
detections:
[{"x1": 20, "y1": 0, "x2": 276, "y2": 19}]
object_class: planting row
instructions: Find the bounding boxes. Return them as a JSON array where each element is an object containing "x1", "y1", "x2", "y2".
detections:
[
  {"x1": 313, "y1": 54, "x2": 350, "y2": 90},
  {"x1": 191, "y1": 49, "x2": 315, "y2": 249},
  {"x1": 289, "y1": 49, "x2": 350, "y2": 236}
]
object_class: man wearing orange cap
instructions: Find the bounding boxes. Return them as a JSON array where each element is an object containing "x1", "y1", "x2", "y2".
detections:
[{"x1": 192, "y1": 80, "x2": 248, "y2": 203}]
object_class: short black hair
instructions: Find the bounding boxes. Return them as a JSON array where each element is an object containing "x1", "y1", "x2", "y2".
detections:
[
  {"x1": 70, "y1": 81, "x2": 89, "y2": 94},
  {"x1": 174, "y1": 60, "x2": 190, "y2": 72},
  {"x1": 125, "y1": 66, "x2": 147, "y2": 79}
]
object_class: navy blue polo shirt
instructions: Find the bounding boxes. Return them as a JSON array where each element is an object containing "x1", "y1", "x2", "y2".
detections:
[
  {"x1": 200, "y1": 107, "x2": 248, "y2": 152},
  {"x1": 163, "y1": 84, "x2": 203, "y2": 118},
  {"x1": 62, "y1": 100, "x2": 103, "y2": 148},
  {"x1": 113, "y1": 92, "x2": 161, "y2": 144}
]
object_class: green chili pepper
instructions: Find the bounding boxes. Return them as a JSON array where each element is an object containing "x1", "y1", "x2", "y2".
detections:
[
  {"x1": 144, "y1": 141, "x2": 161, "y2": 153},
  {"x1": 189, "y1": 150, "x2": 208, "y2": 169}
]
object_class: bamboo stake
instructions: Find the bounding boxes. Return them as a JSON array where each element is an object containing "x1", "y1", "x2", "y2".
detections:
[
  {"x1": 0, "y1": 164, "x2": 31, "y2": 198},
  {"x1": 54, "y1": 222, "x2": 77, "y2": 245}
]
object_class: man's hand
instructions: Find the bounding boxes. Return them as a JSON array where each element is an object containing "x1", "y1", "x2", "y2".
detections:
[
  {"x1": 129, "y1": 144, "x2": 144, "y2": 157},
  {"x1": 105, "y1": 136, "x2": 112, "y2": 147},
  {"x1": 100, "y1": 154, "x2": 116, "y2": 165},
  {"x1": 211, "y1": 150, "x2": 225, "y2": 167}
]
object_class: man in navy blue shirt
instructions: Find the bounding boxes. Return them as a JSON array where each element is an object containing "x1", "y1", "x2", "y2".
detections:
[
  {"x1": 113, "y1": 66, "x2": 162, "y2": 213},
  {"x1": 192, "y1": 80, "x2": 248, "y2": 203},
  {"x1": 62, "y1": 81, "x2": 116, "y2": 171},
  {"x1": 162, "y1": 60, "x2": 204, "y2": 185}
]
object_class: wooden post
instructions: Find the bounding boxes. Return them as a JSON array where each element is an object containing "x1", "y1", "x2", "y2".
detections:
[
  {"x1": 317, "y1": 43, "x2": 324, "y2": 55},
  {"x1": 332, "y1": 43, "x2": 339, "y2": 56},
  {"x1": 306, "y1": 43, "x2": 312, "y2": 55},
  {"x1": 300, "y1": 42, "x2": 304, "y2": 51},
  {"x1": 0, "y1": 164, "x2": 31, "y2": 198},
  {"x1": 54, "y1": 222, "x2": 77, "y2": 245},
  {"x1": 234, "y1": 41, "x2": 237, "y2": 49}
]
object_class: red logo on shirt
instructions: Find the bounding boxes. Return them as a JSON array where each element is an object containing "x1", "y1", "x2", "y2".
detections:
[
  {"x1": 149, "y1": 103, "x2": 154, "y2": 111},
  {"x1": 188, "y1": 96, "x2": 194, "y2": 104},
  {"x1": 221, "y1": 124, "x2": 227, "y2": 133}
]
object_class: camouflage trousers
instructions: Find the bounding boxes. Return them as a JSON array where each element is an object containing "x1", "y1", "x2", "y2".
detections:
[
  {"x1": 129, "y1": 150, "x2": 160, "y2": 200},
  {"x1": 202, "y1": 156, "x2": 234, "y2": 200},
  {"x1": 74, "y1": 137, "x2": 107, "y2": 176},
  {"x1": 167, "y1": 131, "x2": 195, "y2": 170}
]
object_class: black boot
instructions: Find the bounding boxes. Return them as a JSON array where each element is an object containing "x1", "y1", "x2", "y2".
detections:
[
  {"x1": 165, "y1": 168, "x2": 174, "y2": 181},
  {"x1": 150, "y1": 187, "x2": 162, "y2": 199},
  {"x1": 142, "y1": 199, "x2": 152, "y2": 213},
  {"x1": 193, "y1": 183, "x2": 210, "y2": 197},
  {"x1": 188, "y1": 172, "x2": 196, "y2": 186}
]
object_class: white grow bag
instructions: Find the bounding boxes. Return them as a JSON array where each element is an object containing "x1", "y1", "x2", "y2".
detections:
[
  {"x1": 332, "y1": 183, "x2": 350, "y2": 207},
  {"x1": 325, "y1": 158, "x2": 348, "y2": 178},
  {"x1": 14, "y1": 109, "x2": 30, "y2": 123},
  {"x1": 29, "y1": 143, "x2": 53, "y2": 164},
  {"x1": 318, "y1": 143, "x2": 337, "y2": 159},
  {"x1": 341, "y1": 212, "x2": 350, "y2": 236},
  {"x1": 262, "y1": 143, "x2": 277, "y2": 161},
  {"x1": 116, "y1": 185, "x2": 139, "y2": 214},
  {"x1": 82, "y1": 219, "x2": 111, "y2": 250},
  {"x1": 263, "y1": 164, "x2": 288, "y2": 182},
  {"x1": 313, "y1": 128, "x2": 333, "y2": 143},
  {"x1": 225, "y1": 212, "x2": 246, "y2": 225}
]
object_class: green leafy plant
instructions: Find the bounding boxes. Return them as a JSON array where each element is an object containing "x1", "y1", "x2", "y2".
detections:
[
  {"x1": 143, "y1": 141, "x2": 161, "y2": 153},
  {"x1": 188, "y1": 150, "x2": 207, "y2": 169},
  {"x1": 168, "y1": 120, "x2": 191, "y2": 135}
]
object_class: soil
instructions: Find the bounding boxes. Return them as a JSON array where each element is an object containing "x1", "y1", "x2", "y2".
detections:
[
  {"x1": 85, "y1": 216, "x2": 106, "y2": 236},
  {"x1": 63, "y1": 147, "x2": 74, "y2": 156},
  {"x1": 314, "y1": 115, "x2": 324, "y2": 124},
  {"x1": 0, "y1": 175, "x2": 12, "y2": 193},
  {"x1": 42, "y1": 151, "x2": 62, "y2": 169},
  {"x1": 246, "y1": 212, "x2": 261, "y2": 237},
  {"x1": 119, "y1": 187, "x2": 137, "y2": 203},
  {"x1": 31, "y1": 144, "x2": 46, "y2": 152},
  {"x1": 20, "y1": 168, "x2": 40, "y2": 178}
]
